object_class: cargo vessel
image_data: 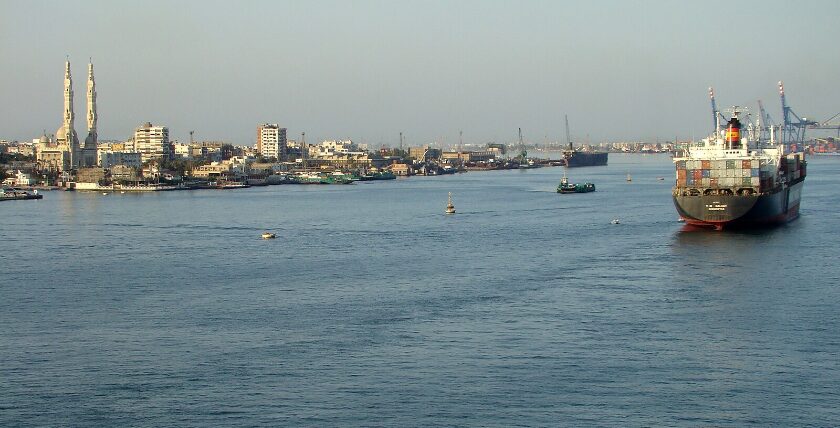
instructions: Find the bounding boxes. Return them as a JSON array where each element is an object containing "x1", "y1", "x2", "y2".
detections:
[
  {"x1": 672, "y1": 83, "x2": 808, "y2": 230},
  {"x1": 564, "y1": 147, "x2": 609, "y2": 167},
  {"x1": 562, "y1": 115, "x2": 608, "y2": 167}
]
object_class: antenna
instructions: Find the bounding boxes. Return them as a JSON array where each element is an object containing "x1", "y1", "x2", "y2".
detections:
[{"x1": 399, "y1": 132, "x2": 403, "y2": 152}]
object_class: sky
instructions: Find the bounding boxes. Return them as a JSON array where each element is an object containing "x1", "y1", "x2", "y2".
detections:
[{"x1": 2, "y1": 0, "x2": 839, "y2": 147}]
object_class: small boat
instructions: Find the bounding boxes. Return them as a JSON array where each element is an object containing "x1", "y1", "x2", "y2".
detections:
[
  {"x1": 445, "y1": 192, "x2": 456, "y2": 214},
  {"x1": 557, "y1": 171, "x2": 595, "y2": 193},
  {"x1": 611, "y1": 219, "x2": 621, "y2": 224},
  {"x1": 102, "y1": 192, "x2": 108, "y2": 195},
  {"x1": 657, "y1": 177, "x2": 665, "y2": 181},
  {"x1": 261, "y1": 232, "x2": 276, "y2": 239},
  {"x1": 626, "y1": 173, "x2": 632, "y2": 182}
]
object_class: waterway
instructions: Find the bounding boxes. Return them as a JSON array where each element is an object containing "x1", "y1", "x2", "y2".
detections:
[{"x1": 2, "y1": 154, "x2": 839, "y2": 426}]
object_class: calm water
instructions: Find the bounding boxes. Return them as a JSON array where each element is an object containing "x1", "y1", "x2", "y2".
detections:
[{"x1": 2, "y1": 154, "x2": 839, "y2": 427}]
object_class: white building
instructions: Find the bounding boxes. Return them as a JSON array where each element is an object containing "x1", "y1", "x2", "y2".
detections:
[
  {"x1": 3, "y1": 170, "x2": 36, "y2": 186},
  {"x1": 310, "y1": 140, "x2": 360, "y2": 158},
  {"x1": 256, "y1": 124, "x2": 287, "y2": 160},
  {"x1": 134, "y1": 122, "x2": 171, "y2": 163},
  {"x1": 172, "y1": 142, "x2": 191, "y2": 158},
  {"x1": 98, "y1": 151, "x2": 142, "y2": 169}
]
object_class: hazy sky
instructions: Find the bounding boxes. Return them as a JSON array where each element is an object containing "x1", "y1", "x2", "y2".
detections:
[{"x1": 2, "y1": 0, "x2": 839, "y2": 147}]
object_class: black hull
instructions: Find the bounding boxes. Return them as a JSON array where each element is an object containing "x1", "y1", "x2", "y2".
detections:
[
  {"x1": 673, "y1": 180, "x2": 803, "y2": 229},
  {"x1": 565, "y1": 151, "x2": 608, "y2": 167}
]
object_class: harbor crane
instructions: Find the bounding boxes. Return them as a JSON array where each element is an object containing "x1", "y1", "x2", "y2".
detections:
[
  {"x1": 778, "y1": 81, "x2": 818, "y2": 144},
  {"x1": 807, "y1": 111, "x2": 840, "y2": 138}
]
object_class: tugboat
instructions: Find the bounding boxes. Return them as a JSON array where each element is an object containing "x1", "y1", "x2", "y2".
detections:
[
  {"x1": 672, "y1": 83, "x2": 808, "y2": 230},
  {"x1": 556, "y1": 171, "x2": 595, "y2": 193},
  {"x1": 445, "y1": 192, "x2": 456, "y2": 214}
]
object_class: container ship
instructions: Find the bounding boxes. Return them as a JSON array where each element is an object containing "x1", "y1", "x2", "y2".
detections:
[{"x1": 672, "y1": 83, "x2": 807, "y2": 230}]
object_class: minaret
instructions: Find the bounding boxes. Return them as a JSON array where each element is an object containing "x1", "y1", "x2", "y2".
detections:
[
  {"x1": 57, "y1": 59, "x2": 81, "y2": 168},
  {"x1": 83, "y1": 60, "x2": 98, "y2": 166},
  {"x1": 86, "y1": 61, "x2": 97, "y2": 143}
]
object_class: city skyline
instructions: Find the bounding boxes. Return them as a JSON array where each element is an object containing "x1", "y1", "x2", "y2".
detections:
[{"x1": 2, "y1": 0, "x2": 840, "y2": 146}]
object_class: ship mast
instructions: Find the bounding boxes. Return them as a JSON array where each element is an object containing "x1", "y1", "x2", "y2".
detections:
[{"x1": 565, "y1": 114, "x2": 572, "y2": 151}]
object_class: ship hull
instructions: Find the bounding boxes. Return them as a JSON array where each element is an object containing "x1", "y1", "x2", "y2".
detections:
[
  {"x1": 673, "y1": 180, "x2": 803, "y2": 229},
  {"x1": 565, "y1": 151, "x2": 608, "y2": 167}
]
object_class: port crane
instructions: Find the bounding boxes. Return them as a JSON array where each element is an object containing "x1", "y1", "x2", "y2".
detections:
[
  {"x1": 710, "y1": 83, "x2": 819, "y2": 146},
  {"x1": 807, "y1": 111, "x2": 840, "y2": 137},
  {"x1": 778, "y1": 81, "x2": 818, "y2": 145}
]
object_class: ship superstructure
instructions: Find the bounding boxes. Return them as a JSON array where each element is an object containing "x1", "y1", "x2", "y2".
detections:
[{"x1": 672, "y1": 83, "x2": 807, "y2": 229}]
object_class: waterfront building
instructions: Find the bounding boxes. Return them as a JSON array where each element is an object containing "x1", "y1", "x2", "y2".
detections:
[
  {"x1": 110, "y1": 164, "x2": 139, "y2": 182},
  {"x1": 98, "y1": 151, "x2": 142, "y2": 169},
  {"x1": 134, "y1": 122, "x2": 171, "y2": 163},
  {"x1": 310, "y1": 140, "x2": 359, "y2": 158},
  {"x1": 172, "y1": 142, "x2": 191, "y2": 159},
  {"x1": 191, "y1": 162, "x2": 231, "y2": 180},
  {"x1": 76, "y1": 167, "x2": 105, "y2": 184},
  {"x1": 389, "y1": 163, "x2": 411, "y2": 176},
  {"x1": 409, "y1": 146, "x2": 442, "y2": 161},
  {"x1": 257, "y1": 124, "x2": 286, "y2": 160},
  {"x1": 2, "y1": 170, "x2": 36, "y2": 186}
]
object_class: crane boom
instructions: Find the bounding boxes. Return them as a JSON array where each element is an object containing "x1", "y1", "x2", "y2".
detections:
[{"x1": 709, "y1": 87, "x2": 719, "y2": 132}]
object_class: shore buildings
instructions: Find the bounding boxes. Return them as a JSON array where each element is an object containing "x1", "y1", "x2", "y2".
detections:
[
  {"x1": 134, "y1": 122, "x2": 171, "y2": 163},
  {"x1": 257, "y1": 124, "x2": 286, "y2": 160}
]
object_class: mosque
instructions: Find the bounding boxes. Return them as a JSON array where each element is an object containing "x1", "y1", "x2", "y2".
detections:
[{"x1": 39, "y1": 59, "x2": 98, "y2": 171}]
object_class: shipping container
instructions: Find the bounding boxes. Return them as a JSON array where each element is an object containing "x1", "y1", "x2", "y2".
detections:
[
  {"x1": 741, "y1": 177, "x2": 752, "y2": 186},
  {"x1": 701, "y1": 178, "x2": 710, "y2": 187},
  {"x1": 702, "y1": 169, "x2": 710, "y2": 178},
  {"x1": 677, "y1": 170, "x2": 687, "y2": 179},
  {"x1": 751, "y1": 168, "x2": 759, "y2": 177},
  {"x1": 751, "y1": 177, "x2": 760, "y2": 186},
  {"x1": 741, "y1": 168, "x2": 751, "y2": 177},
  {"x1": 742, "y1": 160, "x2": 752, "y2": 169},
  {"x1": 726, "y1": 159, "x2": 737, "y2": 169},
  {"x1": 675, "y1": 160, "x2": 686, "y2": 170},
  {"x1": 710, "y1": 178, "x2": 719, "y2": 187},
  {"x1": 701, "y1": 160, "x2": 711, "y2": 169}
]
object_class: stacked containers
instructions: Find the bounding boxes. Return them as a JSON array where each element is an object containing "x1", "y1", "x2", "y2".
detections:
[{"x1": 675, "y1": 156, "x2": 778, "y2": 190}]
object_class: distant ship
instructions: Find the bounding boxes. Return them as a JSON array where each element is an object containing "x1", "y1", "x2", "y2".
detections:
[
  {"x1": 564, "y1": 147, "x2": 609, "y2": 167},
  {"x1": 562, "y1": 115, "x2": 608, "y2": 167},
  {"x1": 672, "y1": 83, "x2": 808, "y2": 230}
]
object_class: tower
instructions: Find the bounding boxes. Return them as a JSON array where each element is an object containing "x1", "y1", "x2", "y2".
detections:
[
  {"x1": 56, "y1": 59, "x2": 81, "y2": 168},
  {"x1": 83, "y1": 60, "x2": 99, "y2": 166}
]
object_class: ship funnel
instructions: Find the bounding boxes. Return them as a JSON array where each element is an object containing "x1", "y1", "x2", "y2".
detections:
[{"x1": 725, "y1": 116, "x2": 741, "y2": 150}]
